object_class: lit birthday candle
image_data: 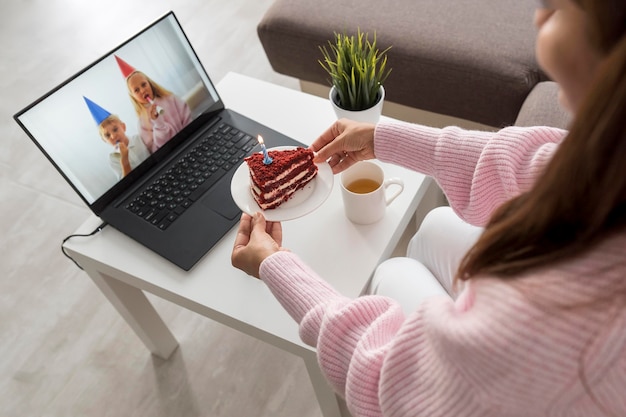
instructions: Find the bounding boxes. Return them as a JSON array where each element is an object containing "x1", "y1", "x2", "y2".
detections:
[{"x1": 257, "y1": 135, "x2": 273, "y2": 164}]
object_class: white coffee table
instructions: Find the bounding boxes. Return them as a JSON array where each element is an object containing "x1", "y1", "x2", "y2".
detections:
[{"x1": 63, "y1": 72, "x2": 435, "y2": 417}]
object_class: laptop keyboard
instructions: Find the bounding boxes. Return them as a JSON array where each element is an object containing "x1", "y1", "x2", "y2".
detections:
[{"x1": 125, "y1": 122, "x2": 257, "y2": 230}]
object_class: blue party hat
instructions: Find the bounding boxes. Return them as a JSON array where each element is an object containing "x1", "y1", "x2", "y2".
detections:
[{"x1": 83, "y1": 96, "x2": 112, "y2": 126}]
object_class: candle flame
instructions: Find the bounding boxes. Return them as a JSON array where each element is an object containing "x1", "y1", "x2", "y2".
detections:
[{"x1": 257, "y1": 135, "x2": 264, "y2": 145}]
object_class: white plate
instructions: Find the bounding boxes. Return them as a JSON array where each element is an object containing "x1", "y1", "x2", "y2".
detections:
[{"x1": 230, "y1": 146, "x2": 333, "y2": 221}]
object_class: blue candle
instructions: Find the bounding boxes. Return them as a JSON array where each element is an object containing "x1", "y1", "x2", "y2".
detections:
[{"x1": 257, "y1": 135, "x2": 273, "y2": 164}]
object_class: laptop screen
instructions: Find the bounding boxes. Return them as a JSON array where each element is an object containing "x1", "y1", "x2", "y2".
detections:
[{"x1": 14, "y1": 12, "x2": 221, "y2": 209}]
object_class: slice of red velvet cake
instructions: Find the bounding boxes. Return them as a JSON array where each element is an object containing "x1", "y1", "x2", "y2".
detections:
[{"x1": 244, "y1": 147, "x2": 318, "y2": 210}]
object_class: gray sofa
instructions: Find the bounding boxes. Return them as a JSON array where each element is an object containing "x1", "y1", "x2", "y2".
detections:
[
  {"x1": 258, "y1": 0, "x2": 563, "y2": 128},
  {"x1": 514, "y1": 82, "x2": 570, "y2": 129},
  {"x1": 258, "y1": 0, "x2": 571, "y2": 264}
]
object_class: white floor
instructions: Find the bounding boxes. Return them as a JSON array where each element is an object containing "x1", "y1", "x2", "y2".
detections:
[{"x1": 0, "y1": 1, "x2": 340, "y2": 416}]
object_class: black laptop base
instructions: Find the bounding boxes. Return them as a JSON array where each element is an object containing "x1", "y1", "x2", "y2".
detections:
[{"x1": 101, "y1": 109, "x2": 305, "y2": 271}]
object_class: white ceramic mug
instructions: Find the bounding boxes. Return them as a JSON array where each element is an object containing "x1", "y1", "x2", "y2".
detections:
[{"x1": 340, "y1": 161, "x2": 404, "y2": 224}]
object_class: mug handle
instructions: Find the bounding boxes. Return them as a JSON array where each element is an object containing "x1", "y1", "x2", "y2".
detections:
[{"x1": 383, "y1": 178, "x2": 404, "y2": 206}]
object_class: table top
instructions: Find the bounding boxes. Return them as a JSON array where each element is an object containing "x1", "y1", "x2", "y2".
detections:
[{"x1": 64, "y1": 72, "x2": 431, "y2": 351}]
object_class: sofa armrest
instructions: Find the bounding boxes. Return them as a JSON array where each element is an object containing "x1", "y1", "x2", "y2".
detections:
[{"x1": 514, "y1": 81, "x2": 571, "y2": 129}]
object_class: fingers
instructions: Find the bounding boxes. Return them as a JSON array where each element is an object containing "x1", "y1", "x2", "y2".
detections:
[
  {"x1": 233, "y1": 213, "x2": 253, "y2": 251},
  {"x1": 251, "y1": 212, "x2": 283, "y2": 246},
  {"x1": 329, "y1": 152, "x2": 359, "y2": 174},
  {"x1": 247, "y1": 211, "x2": 269, "y2": 229},
  {"x1": 314, "y1": 141, "x2": 345, "y2": 166},
  {"x1": 310, "y1": 119, "x2": 376, "y2": 172},
  {"x1": 309, "y1": 121, "x2": 340, "y2": 153},
  {"x1": 231, "y1": 213, "x2": 260, "y2": 277},
  {"x1": 232, "y1": 212, "x2": 284, "y2": 278},
  {"x1": 311, "y1": 121, "x2": 344, "y2": 163},
  {"x1": 149, "y1": 104, "x2": 158, "y2": 119},
  {"x1": 237, "y1": 212, "x2": 280, "y2": 246},
  {"x1": 323, "y1": 150, "x2": 351, "y2": 174},
  {"x1": 268, "y1": 218, "x2": 283, "y2": 247}
]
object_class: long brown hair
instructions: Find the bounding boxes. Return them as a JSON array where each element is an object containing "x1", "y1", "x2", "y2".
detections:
[{"x1": 457, "y1": 0, "x2": 626, "y2": 280}]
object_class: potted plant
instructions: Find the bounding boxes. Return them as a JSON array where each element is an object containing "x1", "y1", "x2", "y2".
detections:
[{"x1": 319, "y1": 29, "x2": 391, "y2": 123}]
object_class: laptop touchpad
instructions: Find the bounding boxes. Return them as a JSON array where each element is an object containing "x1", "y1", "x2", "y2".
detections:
[{"x1": 201, "y1": 180, "x2": 241, "y2": 220}]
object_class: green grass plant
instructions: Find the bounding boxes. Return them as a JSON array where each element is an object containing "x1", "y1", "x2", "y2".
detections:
[{"x1": 319, "y1": 29, "x2": 392, "y2": 111}]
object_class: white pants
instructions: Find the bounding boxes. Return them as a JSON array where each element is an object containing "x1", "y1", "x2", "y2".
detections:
[{"x1": 368, "y1": 206, "x2": 483, "y2": 315}]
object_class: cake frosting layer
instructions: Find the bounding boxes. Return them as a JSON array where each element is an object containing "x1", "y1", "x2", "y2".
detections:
[{"x1": 245, "y1": 147, "x2": 318, "y2": 210}]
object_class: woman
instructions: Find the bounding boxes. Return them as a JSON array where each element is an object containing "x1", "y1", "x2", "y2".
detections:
[{"x1": 232, "y1": 1, "x2": 626, "y2": 416}]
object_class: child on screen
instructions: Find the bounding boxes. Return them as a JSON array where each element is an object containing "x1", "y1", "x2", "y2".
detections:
[
  {"x1": 84, "y1": 96, "x2": 150, "y2": 179},
  {"x1": 115, "y1": 55, "x2": 192, "y2": 154}
]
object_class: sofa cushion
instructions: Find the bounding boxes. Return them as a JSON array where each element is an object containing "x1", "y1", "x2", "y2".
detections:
[
  {"x1": 258, "y1": 0, "x2": 547, "y2": 127},
  {"x1": 514, "y1": 81, "x2": 571, "y2": 129}
]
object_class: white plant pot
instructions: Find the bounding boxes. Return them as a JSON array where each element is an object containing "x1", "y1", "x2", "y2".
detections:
[{"x1": 329, "y1": 85, "x2": 385, "y2": 124}]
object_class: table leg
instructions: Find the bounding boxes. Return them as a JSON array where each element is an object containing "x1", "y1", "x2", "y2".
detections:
[
  {"x1": 302, "y1": 351, "x2": 350, "y2": 417},
  {"x1": 83, "y1": 267, "x2": 179, "y2": 359}
]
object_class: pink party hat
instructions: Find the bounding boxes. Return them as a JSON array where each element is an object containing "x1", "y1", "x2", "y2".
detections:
[
  {"x1": 114, "y1": 55, "x2": 136, "y2": 79},
  {"x1": 83, "y1": 96, "x2": 111, "y2": 126}
]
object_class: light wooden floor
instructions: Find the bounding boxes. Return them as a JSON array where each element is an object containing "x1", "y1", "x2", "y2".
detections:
[{"x1": 0, "y1": 1, "x2": 336, "y2": 416}]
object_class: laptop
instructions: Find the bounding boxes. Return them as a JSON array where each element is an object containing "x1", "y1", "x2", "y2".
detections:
[{"x1": 14, "y1": 11, "x2": 304, "y2": 271}]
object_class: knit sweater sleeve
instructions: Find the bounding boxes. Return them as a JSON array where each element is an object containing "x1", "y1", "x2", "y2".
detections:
[
  {"x1": 259, "y1": 251, "x2": 553, "y2": 417},
  {"x1": 260, "y1": 251, "x2": 405, "y2": 415},
  {"x1": 260, "y1": 249, "x2": 626, "y2": 417},
  {"x1": 374, "y1": 121, "x2": 567, "y2": 225}
]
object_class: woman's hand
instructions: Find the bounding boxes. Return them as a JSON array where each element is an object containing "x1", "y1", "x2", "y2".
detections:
[
  {"x1": 232, "y1": 212, "x2": 285, "y2": 278},
  {"x1": 310, "y1": 119, "x2": 376, "y2": 174}
]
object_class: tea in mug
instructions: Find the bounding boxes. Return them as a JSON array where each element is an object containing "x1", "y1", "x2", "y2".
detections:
[{"x1": 346, "y1": 178, "x2": 381, "y2": 194}]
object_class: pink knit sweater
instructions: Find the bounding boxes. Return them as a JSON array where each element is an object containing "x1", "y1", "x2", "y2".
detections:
[
  {"x1": 139, "y1": 94, "x2": 192, "y2": 153},
  {"x1": 259, "y1": 122, "x2": 626, "y2": 417}
]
